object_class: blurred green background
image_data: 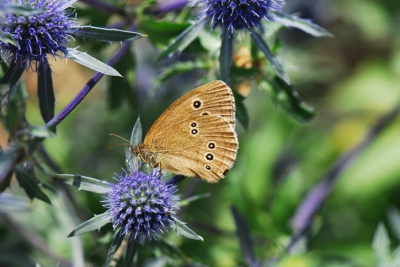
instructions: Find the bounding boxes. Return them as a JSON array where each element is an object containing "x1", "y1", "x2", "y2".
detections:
[{"x1": 2, "y1": 0, "x2": 400, "y2": 266}]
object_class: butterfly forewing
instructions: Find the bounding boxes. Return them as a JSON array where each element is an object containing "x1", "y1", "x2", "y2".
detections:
[
  {"x1": 141, "y1": 80, "x2": 238, "y2": 182},
  {"x1": 144, "y1": 81, "x2": 235, "y2": 144}
]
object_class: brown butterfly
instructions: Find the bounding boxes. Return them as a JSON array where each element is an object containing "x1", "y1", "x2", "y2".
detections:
[{"x1": 115, "y1": 80, "x2": 238, "y2": 183}]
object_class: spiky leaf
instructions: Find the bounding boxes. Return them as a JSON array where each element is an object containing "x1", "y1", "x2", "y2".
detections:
[
  {"x1": 172, "y1": 218, "x2": 203, "y2": 241},
  {"x1": 66, "y1": 49, "x2": 122, "y2": 77},
  {"x1": 57, "y1": 174, "x2": 111, "y2": 194},
  {"x1": 157, "y1": 17, "x2": 207, "y2": 60},
  {"x1": 269, "y1": 77, "x2": 315, "y2": 123},
  {"x1": 71, "y1": 26, "x2": 145, "y2": 42},
  {"x1": 15, "y1": 166, "x2": 51, "y2": 204},
  {"x1": 68, "y1": 212, "x2": 111, "y2": 237},
  {"x1": 270, "y1": 12, "x2": 333, "y2": 37},
  {"x1": 250, "y1": 29, "x2": 290, "y2": 85},
  {"x1": 219, "y1": 27, "x2": 233, "y2": 85},
  {"x1": 37, "y1": 59, "x2": 55, "y2": 124},
  {"x1": 103, "y1": 229, "x2": 125, "y2": 267}
]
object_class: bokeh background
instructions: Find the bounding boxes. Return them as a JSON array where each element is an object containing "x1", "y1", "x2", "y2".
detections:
[{"x1": 2, "y1": 0, "x2": 400, "y2": 266}]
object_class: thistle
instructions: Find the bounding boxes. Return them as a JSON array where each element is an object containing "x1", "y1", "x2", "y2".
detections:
[
  {"x1": 159, "y1": 0, "x2": 331, "y2": 87},
  {"x1": 0, "y1": 0, "x2": 78, "y2": 70},
  {"x1": 105, "y1": 170, "x2": 179, "y2": 243},
  {"x1": 0, "y1": 0, "x2": 143, "y2": 124},
  {"x1": 61, "y1": 118, "x2": 202, "y2": 265},
  {"x1": 204, "y1": 0, "x2": 284, "y2": 34}
]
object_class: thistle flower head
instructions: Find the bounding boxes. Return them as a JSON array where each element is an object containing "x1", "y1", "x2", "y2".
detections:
[
  {"x1": 0, "y1": 0, "x2": 78, "y2": 70},
  {"x1": 202, "y1": 0, "x2": 284, "y2": 33},
  {"x1": 105, "y1": 170, "x2": 179, "y2": 243}
]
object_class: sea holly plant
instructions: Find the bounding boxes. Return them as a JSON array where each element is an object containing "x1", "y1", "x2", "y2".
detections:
[
  {"x1": 0, "y1": 0, "x2": 144, "y2": 203},
  {"x1": 153, "y1": 0, "x2": 332, "y2": 123},
  {"x1": 0, "y1": 0, "x2": 144, "y2": 124},
  {"x1": 58, "y1": 119, "x2": 203, "y2": 266}
]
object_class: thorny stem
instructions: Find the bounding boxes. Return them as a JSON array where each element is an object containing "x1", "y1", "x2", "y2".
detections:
[{"x1": 44, "y1": 40, "x2": 131, "y2": 130}]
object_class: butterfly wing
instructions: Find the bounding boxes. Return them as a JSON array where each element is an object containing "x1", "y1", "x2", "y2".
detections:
[
  {"x1": 143, "y1": 80, "x2": 238, "y2": 182},
  {"x1": 157, "y1": 115, "x2": 237, "y2": 182},
  {"x1": 144, "y1": 80, "x2": 235, "y2": 143}
]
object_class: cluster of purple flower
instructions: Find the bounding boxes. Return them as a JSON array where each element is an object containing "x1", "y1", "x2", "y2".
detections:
[
  {"x1": 0, "y1": 0, "x2": 77, "y2": 70},
  {"x1": 105, "y1": 170, "x2": 179, "y2": 243},
  {"x1": 204, "y1": 0, "x2": 284, "y2": 33}
]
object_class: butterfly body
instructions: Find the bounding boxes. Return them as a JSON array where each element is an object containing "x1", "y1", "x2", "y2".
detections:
[{"x1": 133, "y1": 80, "x2": 238, "y2": 183}]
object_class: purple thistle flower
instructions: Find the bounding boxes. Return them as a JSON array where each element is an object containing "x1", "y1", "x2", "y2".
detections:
[
  {"x1": 105, "y1": 170, "x2": 179, "y2": 243},
  {"x1": 0, "y1": 0, "x2": 78, "y2": 70},
  {"x1": 201, "y1": 0, "x2": 284, "y2": 34}
]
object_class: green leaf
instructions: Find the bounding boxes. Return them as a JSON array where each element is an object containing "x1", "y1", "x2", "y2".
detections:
[
  {"x1": 103, "y1": 229, "x2": 125, "y2": 267},
  {"x1": 373, "y1": 223, "x2": 390, "y2": 265},
  {"x1": 219, "y1": 27, "x2": 233, "y2": 85},
  {"x1": 56, "y1": 174, "x2": 111, "y2": 194},
  {"x1": 68, "y1": 212, "x2": 111, "y2": 237},
  {"x1": 0, "y1": 60, "x2": 24, "y2": 91},
  {"x1": 172, "y1": 218, "x2": 203, "y2": 241},
  {"x1": 130, "y1": 117, "x2": 142, "y2": 147},
  {"x1": 157, "y1": 17, "x2": 207, "y2": 60},
  {"x1": 231, "y1": 206, "x2": 258, "y2": 267},
  {"x1": 0, "y1": 31, "x2": 17, "y2": 45},
  {"x1": 198, "y1": 30, "x2": 221, "y2": 52},
  {"x1": 178, "y1": 193, "x2": 211, "y2": 207},
  {"x1": 27, "y1": 126, "x2": 56, "y2": 139},
  {"x1": 15, "y1": 166, "x2": 51, "y2": 204},
  {"x1": 3, "y1": 81, "x2": 26, "y2": 136},
  {"x1": 66, "y1": 49, "x2": 122, "y2": 77},
  {"x1": 37, "y1": 59, "x2": 55, "y2": 124},
  {"x1": 269, "y1": 77, "x2": 315, "y2": 123},
  {"x1": 0, "y1": 148, "x2": 21, "y2": 192},
  {"x1": 270, "y1": 11, "x2": 333, "y2": 38},
  {"x1": 124, "y1": 239, "x2": 137, "y2": 267},
  {"x1": 70, "y1": 26, "x2": 145, "y2": 42},
  {"x1": 127, "y1": 117, "x2": 142, "y2": 170},
  {"x1": 250, "y1": 29, "x2": 290, "y2": 85}
]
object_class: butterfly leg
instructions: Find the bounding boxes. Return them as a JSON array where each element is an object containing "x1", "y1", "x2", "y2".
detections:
[
  {"x1": 151, "y1": 162, "x2": 163, "y2": 177},
  {"x1": 147, "y1": 160, "x2": 162, "y2": 177},
  {"x1": 136, "y1": 147, "x2": 146, "y2": 163}
]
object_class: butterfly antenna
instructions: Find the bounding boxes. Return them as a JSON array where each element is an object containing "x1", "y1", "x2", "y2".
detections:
[
  {"x1": 108, "y1": 143, "x2": 133, "y2": 149},
  {"x1": 109, "y1": 133, "x2": 135, "y2": 149},
  {"x1": 109, "y1": 133, "x2": 131, "y2": 143}
]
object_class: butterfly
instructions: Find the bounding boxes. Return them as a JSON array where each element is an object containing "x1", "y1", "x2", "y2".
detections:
[{"x1": 114, "y1": 80, "x2": 238, "y2": 183}]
